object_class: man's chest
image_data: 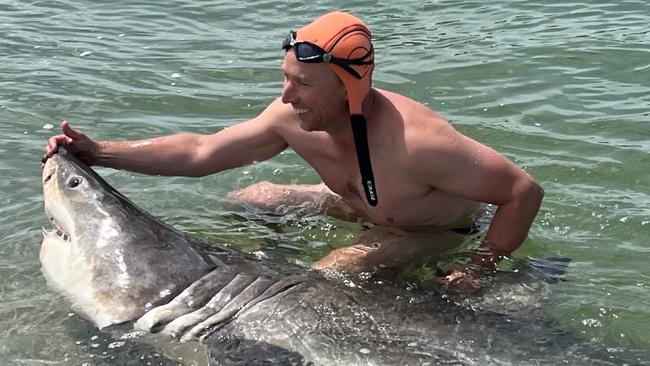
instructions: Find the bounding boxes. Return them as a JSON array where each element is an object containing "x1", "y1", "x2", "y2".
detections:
[
  {"x1": 297, "y1": 146, "x2": 442, "y2": 226},
  {"x1": 283, "y1": 126, "x2": 476, "y2": 227}
]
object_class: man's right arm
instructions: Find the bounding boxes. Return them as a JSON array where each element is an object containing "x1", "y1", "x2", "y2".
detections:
[{"x1": 44, "y1": 98, "x2": 291, "y2": 177}]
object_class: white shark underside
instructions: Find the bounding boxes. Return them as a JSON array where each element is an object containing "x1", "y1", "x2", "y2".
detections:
[{"x1": 40, "y1": 149, "x2": 618, "y2": 365}]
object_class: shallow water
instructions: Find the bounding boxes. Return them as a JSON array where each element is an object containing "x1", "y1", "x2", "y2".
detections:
[{"x1": 1, "y1": 0, "x2": 649, "y2": 364}]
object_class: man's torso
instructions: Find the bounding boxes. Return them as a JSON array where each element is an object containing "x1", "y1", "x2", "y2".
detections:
[{"x1": 272, "y1": 89, "x2": 480, "y2": 230}]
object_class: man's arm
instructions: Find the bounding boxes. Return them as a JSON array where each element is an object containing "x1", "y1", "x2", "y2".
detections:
[
  {"x1": 405, "y1": 115, "x2": 543, "y2": 273},
  {"x1": 44, "y1": 98, "x2": 291, "y2": 177}
]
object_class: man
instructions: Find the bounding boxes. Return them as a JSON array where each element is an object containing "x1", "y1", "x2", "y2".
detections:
[{"x1": 43, "y1": 12, "x2": 543, "y2": 292}]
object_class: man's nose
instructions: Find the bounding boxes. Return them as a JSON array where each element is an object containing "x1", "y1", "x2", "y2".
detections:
[{"x1": 281, "y1": 79, "x2": 296, "y2": 104}]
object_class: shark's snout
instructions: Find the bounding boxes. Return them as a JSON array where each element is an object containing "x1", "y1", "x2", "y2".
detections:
[{"x1": 42, "y1": 153, "x2": 60, "y2": 186}]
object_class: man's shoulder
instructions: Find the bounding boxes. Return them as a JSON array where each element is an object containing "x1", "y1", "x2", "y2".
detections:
[
  {"x1": 373, "y1": 89, "x2": 472, "y2": 172},
  {"x1": 374, "y1": 88, "x2": 449, "y2": 126},
  {"x1": 373, "y1": 89, "x2": 455, "y2": 144}
]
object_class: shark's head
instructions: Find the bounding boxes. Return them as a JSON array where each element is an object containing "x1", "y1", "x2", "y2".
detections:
[{"x1": 41, "y1": 149, "x2": 213, "y2": 328}]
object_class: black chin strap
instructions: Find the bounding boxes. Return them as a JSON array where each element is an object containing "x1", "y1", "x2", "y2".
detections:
[{"x1": 350, "y1": 114, "x2": 378, "y2": 206}]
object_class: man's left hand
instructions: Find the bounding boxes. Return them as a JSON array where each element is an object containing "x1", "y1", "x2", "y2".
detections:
[{"x1": 435, "y1": 267, "x2": 482, "y2": 295}]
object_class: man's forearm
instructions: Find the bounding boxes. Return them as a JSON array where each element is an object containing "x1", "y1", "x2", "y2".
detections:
[
  {"x1": 96, "y1": 133, "x2": 207, "y2": 176},
  {"x1": 470, "y1": 180, "x2": 544, "y2": 273}
]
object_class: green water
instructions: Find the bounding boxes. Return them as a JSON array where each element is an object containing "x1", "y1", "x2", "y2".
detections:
[{"x1": 1, "y1": 0, "x2": 649, "y2": 364}]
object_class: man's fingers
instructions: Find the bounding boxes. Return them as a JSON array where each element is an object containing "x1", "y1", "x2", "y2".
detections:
[
  {"x1": 43, "y1": 121, "x2": 79, "y2": 165},
  {"x1": 434, "y1": 269, "x2": 481, "y2": 295},
  {"x1": 61, "y1": 120, "x2": 84, "y2": 139},
  {"x1": 45, "y1": 136, "x2": 63, "y2": 156},
  {"x1": 44, "y1": 134, "x2": 75, "y2": 159},
  {"x1": 42, "y1": 137, "x2": 60, "y2": 166}
]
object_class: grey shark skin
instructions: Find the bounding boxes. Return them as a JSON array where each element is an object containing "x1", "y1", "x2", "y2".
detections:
[
  {"x1": 41, "y1": 150, "x2": 616, "y2": 366},
  {"x1": 40, "y1": 149, "x2": 216, "y2": 328}
]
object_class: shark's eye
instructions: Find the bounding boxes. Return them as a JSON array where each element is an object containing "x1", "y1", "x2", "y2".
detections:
[{"x1": 67, "y1": 176, "x2": 83, "y2": 188}]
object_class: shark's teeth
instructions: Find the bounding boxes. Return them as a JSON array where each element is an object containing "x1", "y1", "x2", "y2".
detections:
[{"x1": 45, "y1": 219, "x2": 71, "y2": 242}]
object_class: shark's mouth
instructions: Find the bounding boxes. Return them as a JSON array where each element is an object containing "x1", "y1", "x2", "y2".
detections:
[
  {"x1": 43, "y1": 217, "x2": 71, "y2": 243},
  {"x1": 42, "y1": 164, "x2": 72, "y2": 244}
]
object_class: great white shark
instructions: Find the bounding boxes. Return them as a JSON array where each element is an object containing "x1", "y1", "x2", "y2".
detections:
[{"x1": 40, "y1": 149, "x2": 619, "y2": 365}]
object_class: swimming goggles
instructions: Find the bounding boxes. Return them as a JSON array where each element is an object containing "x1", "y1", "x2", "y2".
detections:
[{"x1": 281, "y1": 31, "x2": 374, "y2": 80}]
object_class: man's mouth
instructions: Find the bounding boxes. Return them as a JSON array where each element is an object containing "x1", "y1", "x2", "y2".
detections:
[{"x1": 294, "y1": 107, "x2": 310, "y2": 115}]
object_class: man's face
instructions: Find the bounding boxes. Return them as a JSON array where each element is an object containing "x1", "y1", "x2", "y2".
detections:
[{"x1": 281, "y1": 49, "x2": 349, "y2": 132}]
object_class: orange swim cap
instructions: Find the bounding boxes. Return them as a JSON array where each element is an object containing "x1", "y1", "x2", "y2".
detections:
[{"x1": 296, "y1": 11, "x2": 374, "y2": 115}]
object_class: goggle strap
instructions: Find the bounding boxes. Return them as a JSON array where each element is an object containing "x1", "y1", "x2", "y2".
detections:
[
  {"x1": 331, "y1": 60, "x2": 363, "y2": 79},
  {"x1": 350, "y1": 114, "x2": 378, "y2": 206},
  {"x1": 329, "y1": 46, "x2": 374, "y2": 79},
  {"x1": 329, "y1": 47, "x2": 374, "y2": 66},
  {"x1": 335, "y1": 46, "x2": 374, "y2": 65}
]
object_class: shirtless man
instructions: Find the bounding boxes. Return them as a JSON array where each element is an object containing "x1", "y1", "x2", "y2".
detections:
[{"x1": 43, "y1": 12, "x2": 543, "y2": 292}]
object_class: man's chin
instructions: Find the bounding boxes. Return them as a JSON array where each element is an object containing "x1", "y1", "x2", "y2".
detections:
[{"x1": 298, "y1": 118, "x2": 318, "y2": 132}]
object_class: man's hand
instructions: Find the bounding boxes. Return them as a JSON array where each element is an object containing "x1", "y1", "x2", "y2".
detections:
[
  {"x1": 435, "y1": 266, "x2": 483, "y2": 295},
  {"x1": 42, "y1": 121, "x2": 99, "y2": 167}
]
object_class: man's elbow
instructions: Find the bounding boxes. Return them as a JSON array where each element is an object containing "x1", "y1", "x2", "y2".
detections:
[
  {"x1": 523, "y1": 178, "x2": 544, "y2": 209},
  {"x1": 185, "y1": 136, "x2": 222, "y2": 177}
]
